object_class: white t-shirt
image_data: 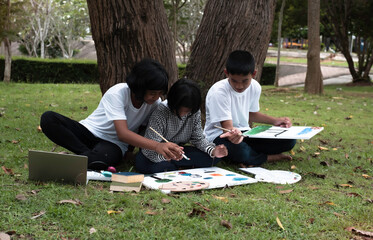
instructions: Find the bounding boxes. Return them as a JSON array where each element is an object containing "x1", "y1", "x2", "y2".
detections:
[
  {"x1": 80, "y1": 83, "x2": 160, "y2": 155},
  {"x1": 203, "y1": 78, "x2": 261, "y2": 142}
]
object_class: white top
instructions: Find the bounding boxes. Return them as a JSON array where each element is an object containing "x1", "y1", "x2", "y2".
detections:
[
  {"x1": 80, "y1": 83, "x2": 160, "y2": 155},
  {"x1": 203, "y1": 78, "x2": 261, "y2": 142}
]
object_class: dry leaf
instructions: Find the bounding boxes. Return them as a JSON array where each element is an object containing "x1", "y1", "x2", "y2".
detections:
[
  {"x1": 362, "y1": 174, "x2": 372, "y2": 179},
  {"x1": 220, "y1": 220, "x2": 232, "y2": 229},
  {"x1": 58, "y1": 199, "x2": 83, "y2": 205},
  {"x1": 11, "y1": 140, "x2": 19, "y2": 144},
  {"x1": 279, "y1": 189, "x2": 293, "y2": 194},
  {"x1": 89, "y1": 228, "x2": 97, "y2": 234},
  {"x1": 320, "y1": 161, "x2": 330, "y2": 166},
  {"x1": 161, "y1": 198, "x2": 171, "y2": 204},
  {"x1": 333, "y1": 212, "x2": 343, "y2": 217},
  {"x1": 345, "y1": 227, "x2": 373, "y2": 238},
  {"x1": 1, "y1": 166, "x2": 14, "y2": 175},
  {"x1": 345, "y1": 153, "x2": 349, "y2": 159},
  {"x1": 194, "y1": 202, "x2": 211, "y2": 212},
  {"x1": 309, "y1": 218, "x2": 315, "y2": 224},
  {"x1": 0, "y1": 232, "x2": 11, "y2": 240},
  {"x1": 15, "y1": 194, "x2": 27, "y2": 201},
  {"x1": 145, "y1": 211, "x2": 157, "y2": 216},
  {"x1": 318, "y1": 146, "x2": 329, "y2": 151},
  {"x1": 188, "y1": 208, "x2": 206, "y2": 218},
  {"x1": 346, "y1": 192, "x2": 361, "y2": 198},
  {"x1": 332, "y1": 148, "x2": 338, "y2": 151},
  {"x1": 212, "y1": 195, "x2": 228, "y2": 203},
  {"x1": 276, "y1": 216, "x2": 285, "y2": 230},
  {"x1": 320, "y1": 201, "x2": 336, "y2": 206},
  {"x1": 107, "y1": 210, "x2": 121, "y2": 215},
  {"x1": 299, "y1": 146, "x2": 306, "y2": 152},
  {"x1": 339, "y1": 184, "x2": 353, "y2": 188},
  {"x1": 289, "y1": 150, "x2": 295, "y2": 155},
  {"x1": 291, "y1": 165, "x2": 297, "y2": 170},
  {"x1": 30, "y1": 210, "x2": 46, "y2": 219}
]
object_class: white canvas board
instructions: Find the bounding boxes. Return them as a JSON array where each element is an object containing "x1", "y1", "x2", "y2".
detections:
[
  {"x1": 242, "y1": 126, "x2": 323, "y2": 140},
  {"x1": 239, "y1": 167, "x2": 301, "y2": 184},
  {"x1": 142, "y1": 167, "x2": 257, "y2": 191}
]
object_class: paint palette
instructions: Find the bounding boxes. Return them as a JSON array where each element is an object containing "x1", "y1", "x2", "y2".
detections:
[
  {"x1": 159, "y1": 181, "x2": 209, "y2": 192},
  {"x1": 142, "y1": 167, "x2": 257, "y2": 192},
  {"x1": 239, "y1": 167, "x2": 301, "y2": 184}
]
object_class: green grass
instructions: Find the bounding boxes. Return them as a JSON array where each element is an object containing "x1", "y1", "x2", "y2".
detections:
[{"x1": 1, "y1": 83, "x2": 372, "y2": 239}]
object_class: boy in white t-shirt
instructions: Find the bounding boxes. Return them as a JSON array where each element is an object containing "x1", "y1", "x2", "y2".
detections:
[
  {"x1": 40, "y1": 59, "x2": 183, "y2": 170},
  {"x1": 204, "y1": 50, "x2": 296, "y2": 166}
]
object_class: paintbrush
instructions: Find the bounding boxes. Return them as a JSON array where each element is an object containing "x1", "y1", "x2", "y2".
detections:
[
  {"x1": 149, "y1": 127, "x2": 191, "y2": 160},
  {"x1": 213, "y1": 125, "x2": 248, "y2": 137}
]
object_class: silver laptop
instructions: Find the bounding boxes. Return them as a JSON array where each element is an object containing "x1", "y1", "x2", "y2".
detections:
[{"x1": 28, "y1": 150, "x2": 88, "y2": 185}]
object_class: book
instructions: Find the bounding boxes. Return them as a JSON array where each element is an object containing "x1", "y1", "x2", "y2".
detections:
[
  {"x1": 111, "y1": 172, "x2": 144, "y2": 183},
  {"x1": 110, "y1": 181, "x2": 142, "y2": 192}
]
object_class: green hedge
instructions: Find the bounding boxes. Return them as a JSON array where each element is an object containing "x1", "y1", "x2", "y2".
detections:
[
  {"x1": 0, "y1": 57, "x2": 275, "y2": 85},
  {"x1": 0, "y1": 57, "x2": 99, "y2": 83}
]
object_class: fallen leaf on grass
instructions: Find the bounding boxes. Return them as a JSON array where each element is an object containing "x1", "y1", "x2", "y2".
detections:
[
  {"x1": 362, "y1": 174, "x2": 372, "y2": 179},
  {"x1": 276, "y1": 216, "x2": 285, "y2": 230},
  {"x1": 279, "y1": 189, "x2": 293, "y2": 194},
  {"x1": 365, "y1": 199, "x2": 373, "y2": 204},
  {"x1": 308, "y1": 186, "x2": 320, "y2": 190},
  {"x1": 289, "y1": 150, "x2": 295, "y2": 155},
  {"x1": 89, "y1": 228, "x2": 96, "y2": 234},
  {"x1": 309, "y1": 218, "x2": 315, "y2": 224},
  {"x1": 318, "y1": 146, "x2": 329, "y2": 151},
  {"x1": 2, "y1": 166, "x2": 14, "y2": 175},
  {"x1": 291, "y1": 165, "x2": 297, "y2": 170},
  {"x1": 145, "y1": 211, "x2": 157, "y2": 216},
  {"x1": 15, "y1": 194, "x2": 27, "y2": 201},
  {"x1": 11, "y1": 140, "x2": 19, "y2": 144},
  {"x1": 312, "y1": 152, "x2": 320, "y2": 157},
  {"x1": 107, "y1": 210, "x2": 121, "y2": 215},
  {"x1": 346, "y1": 192, "x2": 362, "y2": 198},
  {"x1": 345, "y1": 227, "x2": 373, "y2": 238},
  {"x1": 194, "y1": 202, "x2": 211, "y2": 212},
  {"x1": 212, "y1": 195, "x2": 228, "y2": 203},
  {"x1": 0, "y1": 232, "x2": 10, "y2": 240},
  {"x1": 338, "y1": 184, "x2": 353, "y2": 188},
  {"x1": 30, "y1": 210, "x2": 46, "y2": 219},
  {"x1": 299, "y1": 146, "x2": 306, "y2": 152},
  {"x1": 188, "y1": 208, "x2": 206, "y2": 218},
  {"x1": 333, "y1": 212, "x2": 343, "y2": 217},
  {"x1": 320, "y1": 161, "x2": 330, "y2": 166},
  {"x1": 220, "y1": 220, "x2": 232, "y2": 229},
  {"x1": 344, "y1": 115, "x2": 353, "y2": 120},
  {"x1": 345, "y1": 153, "x2": 349, "y2": 159},
  {"x1": 58, "y1": 199, "x2": 83, "y2": 205},
  {"x1": 161, "y1": 198, "x2": 171, "y2": 204},
  {"x1": 319, "y1": 201, "x2": 336, "y2": 206},
  {"x1": 306, "y1": 172, "x2": 326, "y2": 179}
]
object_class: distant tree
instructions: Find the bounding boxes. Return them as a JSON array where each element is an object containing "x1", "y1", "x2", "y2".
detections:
[
  {"x1": 305, "y1": 0, "x2": 323, "y2": 94},
  {"x1": 164, "y1": 0, "x2": 205, "y2": 64},
  {"x1": 52, "y1": 0, "x2": 90, "y2": 58},
  {"x1": 87, "y1": 0, "x2": 177, "y2": 94},
  {"x1": 0, "y1": 0, "x2": 27, "y2": 82},
  {"x1": 185, "y1": 0, "x2": 276, "y2": 92},
  {"x1": 323, "y1": 0, "x2": 373, "y2": 83}
]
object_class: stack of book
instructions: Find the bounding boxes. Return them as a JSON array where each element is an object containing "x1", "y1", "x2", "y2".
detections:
[{"x1": 109, "y1": 172, "x2": 144, "y2": 193}]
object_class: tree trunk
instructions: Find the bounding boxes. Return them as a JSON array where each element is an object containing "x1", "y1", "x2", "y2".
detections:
[
  {"x1": 185, "y1": 0, "x2": 276, "y2": 91},
  {"x1": 86, "y1": 0, "x2": 177, "y2": 94},
  {"x1": 274, "y1": 0, "x2": 286, "y2": 87},
  {"x1": 3, "y1": 38, "x2": 11, "y2": 83},
  {"x1": 304, "y1": 0, "x2": 323, "y2": 94}
]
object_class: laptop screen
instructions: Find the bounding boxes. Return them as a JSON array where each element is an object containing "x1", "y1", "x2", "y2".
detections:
[{"x1": 28, "y1": 150, "x2": 88, "y2": 185}]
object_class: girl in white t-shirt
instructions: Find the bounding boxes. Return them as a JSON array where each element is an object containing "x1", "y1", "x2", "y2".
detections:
[{"x1": 40, "y1": 59, "x2": 184, "y2": 171}]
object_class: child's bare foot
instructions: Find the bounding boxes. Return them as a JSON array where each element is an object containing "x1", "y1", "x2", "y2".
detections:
[{"x1": 267, "y1": 154, "x2": 292, "y2": 162}]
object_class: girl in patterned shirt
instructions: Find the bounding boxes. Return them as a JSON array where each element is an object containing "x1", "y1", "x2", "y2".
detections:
[{"x1": 135, "y1": 78, "x2": 228, "y2": 174}]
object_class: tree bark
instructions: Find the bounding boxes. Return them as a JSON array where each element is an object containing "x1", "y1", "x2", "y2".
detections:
[
  {"x1": 304, "y1": 0, "x2": 323, "y2": 94},
  {"x1": 274, "y1": 0, "x2": 286, "y2": 87},
  {"x1": 185, "y1": 0, "x2": 276, "y2": 91},
  {"x1": 3, "y1": 38, "x2": 11, "y2": 83},
  {"x1": 86, "y1": 0, "x2": 177, "y2": 94}
]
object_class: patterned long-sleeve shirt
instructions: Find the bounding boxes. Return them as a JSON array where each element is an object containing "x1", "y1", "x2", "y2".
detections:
[{"x1": 142, "y1": 102, "x2": 215, "y2": 163}]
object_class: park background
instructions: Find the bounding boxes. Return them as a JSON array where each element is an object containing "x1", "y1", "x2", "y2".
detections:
[{"x1": 1, "y1": 0, "x2": 373, "y2": 239}]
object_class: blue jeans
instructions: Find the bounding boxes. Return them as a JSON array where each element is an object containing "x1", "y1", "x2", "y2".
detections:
[
  {"x1": 214, "y1": 136, "x2": 296, "y2": 166},
  {"x1": 135, "y1": 146, "x2": 221, "y2": 174}
]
